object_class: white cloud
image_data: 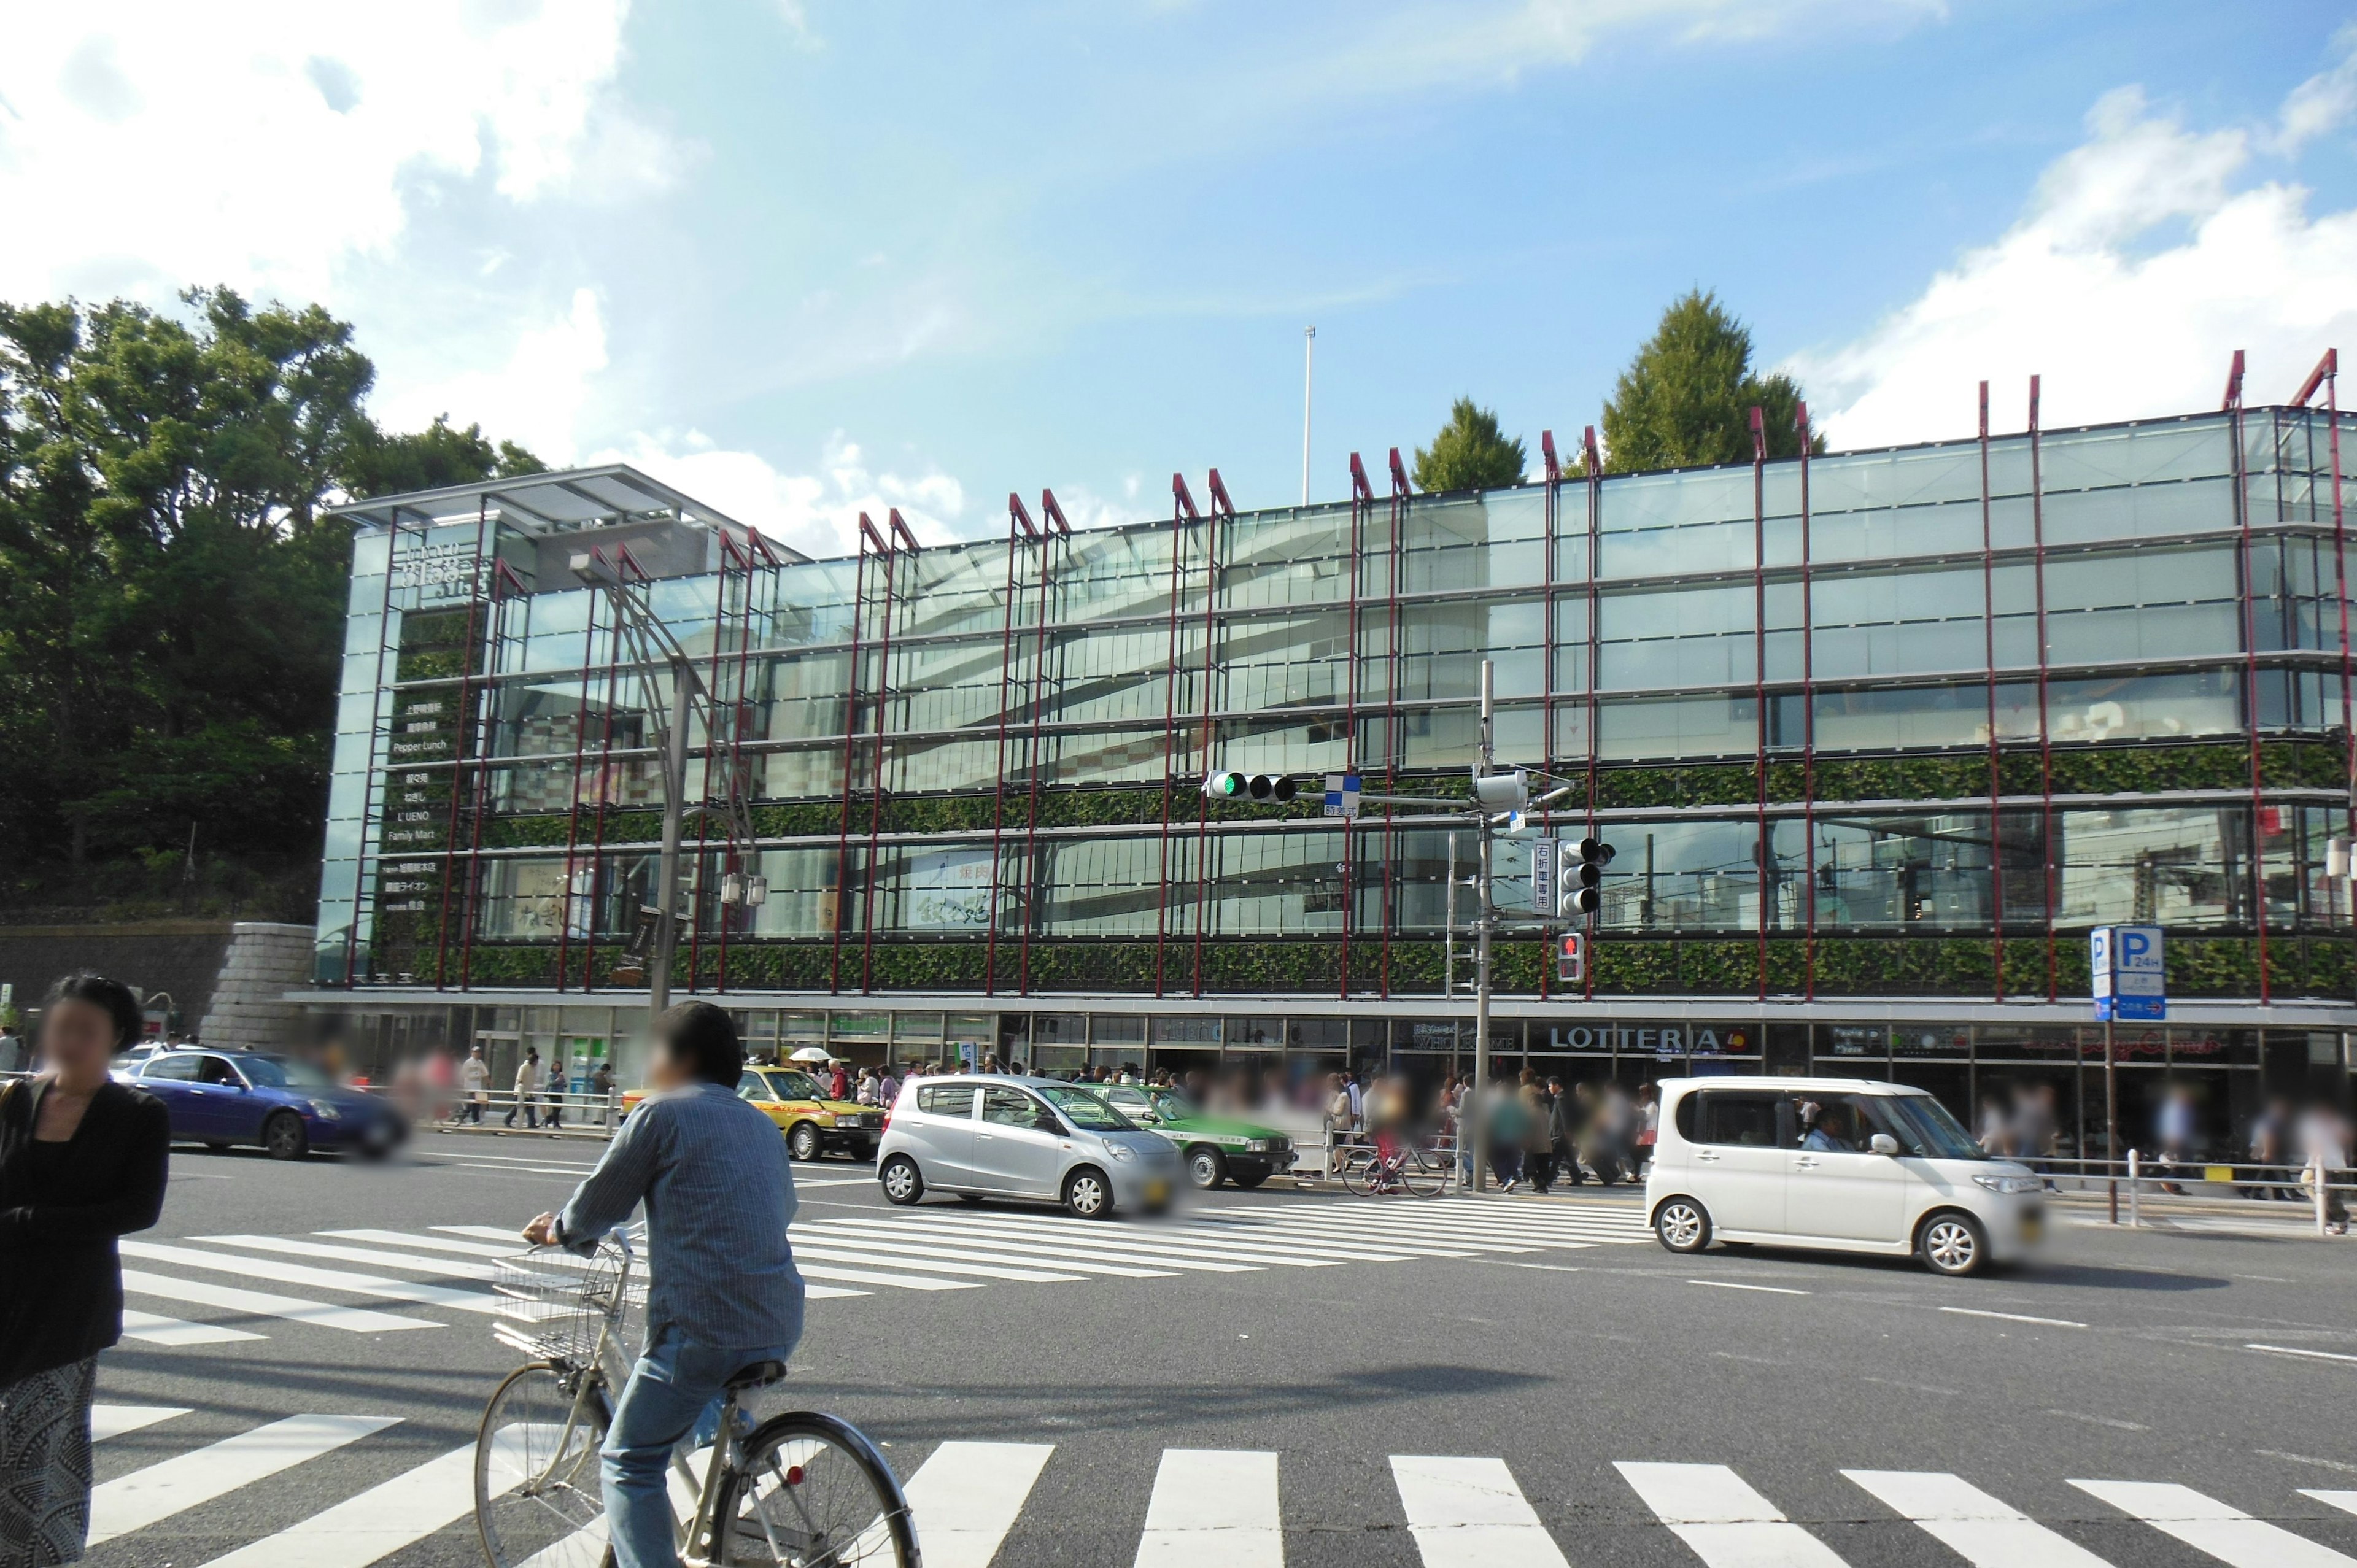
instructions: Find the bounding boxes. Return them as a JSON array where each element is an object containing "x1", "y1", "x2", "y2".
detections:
[
  {"x1": 592, "y1": 432, "x2": 972, "y2": 561},
  {"x1": 1797, "y1": 48, "x2": 2357, "y2": 444},
  {"x1": 379, "y1": 287, "x2": 611, "y2": 466},
  {"x1": 0, "y1": 1, "x2": 684, "y2": 307}
]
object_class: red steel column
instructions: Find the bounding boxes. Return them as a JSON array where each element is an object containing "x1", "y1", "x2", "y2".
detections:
[
  {"x1": 2294, "y1": 352, "x2": 2351, "y2": 895},
  {"x1": 1798, "y1": 404, "x2": 1817, "y2": 1002},
  {"x1": 862, "y1": 512, "x2": 915, "y2": 994},
  {"x1": 1539, "y1": 431, "x2": 1560, "y2": 1003},
  {"x1": 1980, "y1": 383, "x2": 2005, "y2": 1000},
  {"x1": 2030, "y1": 376, "x2": 2057, "y2": 998},
  {"x1": 989, "y1": 496, "x2": 1037, "y2": 996},
  {"x1": 1751, "y1": 409, "x2": 1769, "y2": 1000},
  {"x1": 1018, "y1": 495, "x2": 1067, "y2": 995},
  {"x1": 2227, "y1": 351, "x2": 2271, "y2": 1001},
  {"x1": 432, "y1": 498, "x2": 494, "y2": 990},
  {"x1": 1382, "y1": 449, "x2": 1409, "y2": 999},
  {"x1": 1344, "y1": 455, "x2": 1373, "y2": 996},
  {"x1": 1186, "y1": 474, "x2": 1218, "y2": 997},
  {"x1": 552, "y1": 570, "x2": 602, "y2": 993},
  {"x1": 829, "y1": 525, "x2": 875, "y2": 993},
  {"x1": 1583, "y1": 427, "x2": 1603, "y2": 1003}
]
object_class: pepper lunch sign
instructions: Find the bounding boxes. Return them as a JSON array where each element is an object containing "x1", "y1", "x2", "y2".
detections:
[{"x1": 1542, "y1": 1024, "x2": 1754, "y2": 1060}]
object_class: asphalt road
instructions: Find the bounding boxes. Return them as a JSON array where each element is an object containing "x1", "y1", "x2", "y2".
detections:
[{"x1": 82, "y1": 1127, "x2": 2357, "y2": 1567}]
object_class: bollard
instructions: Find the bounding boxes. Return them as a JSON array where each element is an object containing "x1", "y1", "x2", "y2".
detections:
[
  {"x1": 2127, "y1": 1148, "x2": 2140, "y2": 1229},
  {"x1": 2315, "y1": 1153, "x2": 2331, "y2": 1238}
]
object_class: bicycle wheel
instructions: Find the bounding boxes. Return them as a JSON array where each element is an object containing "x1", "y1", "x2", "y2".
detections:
[
  {"x1": 705, "y1": 1410, "x2": 916, "y2": 1566},
  {"x1": 1398, "y1": 1146, "x2": 1451, "y2": 1198},
  {"x1": 477, "y1": 1361, "x2": 613, "y2": 1568},
  {"x1": 1336, "y1": 1149, "x2": 1383, "y2": 1196}
]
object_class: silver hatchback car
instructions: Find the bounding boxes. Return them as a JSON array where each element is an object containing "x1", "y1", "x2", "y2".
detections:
[{"x1": 876, "y1": 1075, "x2": 1182, "y2": 1218}]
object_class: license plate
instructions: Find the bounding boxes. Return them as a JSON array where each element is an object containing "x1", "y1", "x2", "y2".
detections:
[
  {"x1": 1144, "y1": 1178, "x2": 1171, "y2": 1205},
  {"x1": 2020, "y1": 1211, "x2": 2043, "y2": 1241}
]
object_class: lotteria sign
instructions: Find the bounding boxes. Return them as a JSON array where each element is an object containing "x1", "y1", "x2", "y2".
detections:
[{"x1": 1541, "y1": 1024, "x2": 1754, "y2": 1057}]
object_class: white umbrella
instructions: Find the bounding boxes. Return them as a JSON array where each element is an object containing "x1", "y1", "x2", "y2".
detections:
[{"x1": 788, "y1": 1046, "x2": 834, "y2": 1064}]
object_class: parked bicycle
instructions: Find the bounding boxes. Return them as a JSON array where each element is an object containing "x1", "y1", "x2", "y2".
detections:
[
  {"x1": 1334, "y1": 1135, "x2": 1453, "y2": 1197},
  {"x1": 473, "y1": 1234, "x2": 916, "y2": 1567}
]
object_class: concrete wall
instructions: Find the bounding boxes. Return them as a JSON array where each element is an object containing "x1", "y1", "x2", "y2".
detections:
[
  {"x1": 0, "y1": 920, "x2": 237, "y2": 1029},
  {"x1": 198, "y1": 923, "x2": 317, "y2": 1051}
]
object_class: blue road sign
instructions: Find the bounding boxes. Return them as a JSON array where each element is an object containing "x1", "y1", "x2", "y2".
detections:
[{"x1": 2091, "y1": 925, "x2": 2165, "y2": 1022}]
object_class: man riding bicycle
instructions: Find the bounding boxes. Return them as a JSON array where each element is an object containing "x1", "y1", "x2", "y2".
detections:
[{"x1": 522, "y1": 1002, "x2": 804, "y2": 1568}]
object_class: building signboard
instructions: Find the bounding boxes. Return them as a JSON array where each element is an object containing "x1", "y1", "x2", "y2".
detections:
[{"x1": 2091, "y1": 924, "x2": 2166, "y2": 1022}]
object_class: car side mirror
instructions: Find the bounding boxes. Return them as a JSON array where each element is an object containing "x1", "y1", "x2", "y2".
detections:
[{"x1": 1868, "y1": 1133, "x2": 1899, "y2": 1156}]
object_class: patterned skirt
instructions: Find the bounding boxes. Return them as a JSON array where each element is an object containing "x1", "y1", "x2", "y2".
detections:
[{"x1": 0, "y1": 1358, "x2": 97, "y2": 1568}]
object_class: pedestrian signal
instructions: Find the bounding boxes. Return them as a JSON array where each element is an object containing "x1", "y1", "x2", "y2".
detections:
[{"x1": 1556, "y1": 931, "x2": 1585, "y2": 984}]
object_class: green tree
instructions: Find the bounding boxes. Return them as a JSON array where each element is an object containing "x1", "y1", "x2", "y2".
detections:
[
  {"x1": 1412, "y1": 397, "x2": 1527, "y2": 492},
  {"x1": 0, "y1": 287, "x2": 538, "y2": 914},
  {"x1": 1598, "y1": 290, "x2": 1825, "y2": 473}
]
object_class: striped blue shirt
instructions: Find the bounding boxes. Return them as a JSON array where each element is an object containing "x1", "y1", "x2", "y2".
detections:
[{"x1": 555, "y1": 1079, "x2": 804, "y2": 1353}]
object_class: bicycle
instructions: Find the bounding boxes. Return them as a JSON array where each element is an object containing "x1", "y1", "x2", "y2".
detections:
[
  {"x1": 473, "y1": 1234, "x2": 917, "y2": 1567},
  {"x1": 1336, "y1": 1135, "x2": 1452, "y2": 1197}
]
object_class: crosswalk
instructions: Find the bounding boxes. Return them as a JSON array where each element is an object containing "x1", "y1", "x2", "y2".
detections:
[
  {"x1": 110, "y1": 1197, "x2": 1647, "y2": 1338},
  {"x1": 85, "y1": 1404, "x2": 2357, "y2": 1566}
]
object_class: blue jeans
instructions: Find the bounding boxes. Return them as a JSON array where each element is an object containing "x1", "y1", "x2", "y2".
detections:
[{"x1": 602, "y1": 1327, "x2": 795, "y2": 1568}]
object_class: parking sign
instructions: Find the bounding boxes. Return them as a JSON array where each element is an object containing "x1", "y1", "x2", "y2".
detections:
[{"x1": 2091, "y1": 924, "x2": 2165, "y2": 1021}]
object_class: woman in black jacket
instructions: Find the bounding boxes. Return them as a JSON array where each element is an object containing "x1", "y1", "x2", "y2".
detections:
[{"x1": 0, "y1": 972, "x2": 171, "y2": 1567}]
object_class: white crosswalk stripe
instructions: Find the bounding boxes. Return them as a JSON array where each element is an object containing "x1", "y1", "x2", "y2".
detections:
[
  {"x1": 2072, "y1": 1479, "x2": 2357, "y2": 1567},
  {"x1": 196, "y1": 1440, "x2": 484, "y2": 1568},
  {"x1": 1616, "y1": 1461, "x2": 1850, "y2": 1566},
  {"x1": 121, "y1": 1308, "x2": 265, "y2": 1345},
  {"x1": 1846, "y1": 1469, "x2": 2115, "y2": 1566},
  {"x1": 122, "y1": 1240, "x2": 506, "y2": 1315},
  {"x1": 1136, "y1": 1448, "x2": 1284, "y2": 1567},
  {"x1": 1391, "y1": 1454, "x2": 1570, "y2": 1567},
  {"x1": 121, "y1": 1268, "x2": 439, "y2": 1334},
  {"x1": 74, "y1": 1406, "x2": 2357, "y2": 1568},
  {"x1": 91, "y1": 1404, "x2": 190, "y2": 1442},
  {"x1": 90, "y1": 1413, "x2": 398, "y2": 1544},
  {"x1": 901, "y1": 1440, "x2": 1055, "y2": 1568}
]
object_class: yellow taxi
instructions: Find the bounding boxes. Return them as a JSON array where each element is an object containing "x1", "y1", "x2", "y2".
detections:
[{"x1": 619, "y1": 1065, "x2": 886, "y2": 1163}]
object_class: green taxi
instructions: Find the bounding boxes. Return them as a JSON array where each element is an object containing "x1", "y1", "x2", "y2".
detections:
[{"x1": 1093, "y1": 1084, "x2": 1296, "y2": 1189}]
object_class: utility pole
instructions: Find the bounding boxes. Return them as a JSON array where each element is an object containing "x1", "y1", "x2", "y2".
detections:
[
  {"x1": 1471, "y1": 658, "x2": 1496, "y2": 1192},
  {"x1": 1301, "y1": 327, "x2": 1316, "y2": 506}
]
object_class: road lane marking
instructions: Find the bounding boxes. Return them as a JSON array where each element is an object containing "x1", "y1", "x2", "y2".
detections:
[
  {"x1": 122, "y1": 1269, "x2": 439, "y2": 1334},
  {"x1": 1615, "y1": 1462, "x2": 1849, "y2": 1567},
  {"x1": 120, "y1": 1309, "x2": 263, "y2": 1345},
  {"x1": 1846, "y1": 1469, "x2": 2116, "y2": 1566},
  {"x1": 90, "y1": 1413, "x2": 398, "y2": 1544},
  {"x1": 516, "y1": 1517, "x2": 608, "y2": 1568},
  {"x1": 2045, "y1": 1410, "x2": 2148, "y2": 1432},
  {"x1": 2071, "y1": 1479, "x2": 2357, "y2": 1567},
  {"x1": 122, "y1": 1242, "x2": 505, "y2": 1315},
  {"x1": 900, "y1": 1440, "x2": 1054, "y2": 1568},
  {"x1": 197, "y1": 1438, "x2": 486, "y2": 1568},
  {"x1": 2305, "y1": 1493, "x2": 2357, "y2": 1519},
  {"x1": 1687, "y1": 1280, "x2": 1811, "y2": 1295},
  {"x1": 1491, "y1": 1261, "x2": 1587, "y2": 1272},
  {"x1": 1390, "y1": 1454, "x2": 1569, "y2": 1567},
  {"x1": 945, "y1": 1212, "x2": 1345, "y2": 1267},
  {"x1": 92, "y1": 1405, "x2": 191, "y2": 1442},
  {"x1": 2247, "y1": 1344, "x2": 2357, "y2": 1364},
  {"x1": 1136, "y1": 1449, "x2": 1282, "y2": 1567},
  {"x1": 1940, "y1": 1307, "x2": 2086, "y2": 1328},
  {"x1": 872, "y1": 1216, "x2": 1262, "y2": 1272}
]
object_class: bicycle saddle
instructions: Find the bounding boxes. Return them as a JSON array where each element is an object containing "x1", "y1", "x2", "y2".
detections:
[{"x1": 726, "y1": 1359, "x2": 788, "y2": 1391}]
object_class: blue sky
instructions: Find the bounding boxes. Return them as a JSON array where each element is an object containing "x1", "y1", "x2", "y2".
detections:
[{"x1": 6, "y1": 2, "x2": 2355, "y2": 553}]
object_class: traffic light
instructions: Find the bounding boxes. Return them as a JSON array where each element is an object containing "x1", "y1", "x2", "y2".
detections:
[
  {"x1": 1203, "y1": 770, "x2": 1299, "y2": 803},
  {"x1": 1471, "y1": 766, "x2": 1530, "y2": 811},
  {"x1": 1556, "y1": 835, "x2": 1616, "y2": 916},
  {"x1": 1556, "y1": 930, "x2": 1585, "y2": 984}
]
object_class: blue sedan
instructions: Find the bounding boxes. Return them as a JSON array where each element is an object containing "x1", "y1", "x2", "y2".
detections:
[{"x1": 130, "y1": 1049, "x2": 405, "y2": 1159}]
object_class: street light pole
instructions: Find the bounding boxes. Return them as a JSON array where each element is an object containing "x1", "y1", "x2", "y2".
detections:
[
  {"x1": 1301, "y1": 327, "x2": 1316, "y2": 506},
  {"x1": 1470, "y1": 658, "x2": 1496, "y2": 1193}
]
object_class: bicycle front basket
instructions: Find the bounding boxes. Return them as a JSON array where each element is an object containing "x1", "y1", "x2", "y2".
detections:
[{"x1": 490, "y1": 1235, "x2": 637, "y2": 1364}]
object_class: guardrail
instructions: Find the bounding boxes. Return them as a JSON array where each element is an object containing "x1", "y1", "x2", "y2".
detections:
[{"x1": 2027, "y1": 1150, "x2": 2353, "y2": 1235}]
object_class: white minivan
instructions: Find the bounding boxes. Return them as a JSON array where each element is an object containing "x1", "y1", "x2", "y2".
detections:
[{"x1": 1645, "y1": 1076, "x2": 2045, "y2": 1276}]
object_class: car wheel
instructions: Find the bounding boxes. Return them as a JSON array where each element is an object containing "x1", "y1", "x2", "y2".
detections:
[
  {"x1": 1918, "y1": 1211, "x2": 1987, "y2": 1277},
  {"x1": 1654, "y1": 1197, "x2": 1711, "y2": 1254},
  {"x1": 879, "y1": 1156, "x2": 924, "y2": 1205},
  {"x1": 263, "y1": 1112, "x2": 309, "y2": 1162},
  {"x1": 1063, "y1": 1167, "x2": 1114, "y2": 1219},
  {"x1": 788, "y1": 1122, "x2": 822, "y2": 1163},
  {"x1": 1228, "y1": 1167, "x2": 1270, "y2": 1190},
  {"x1": 1186, "y1": 1146, "x2": 1228, "y2": 1189}
]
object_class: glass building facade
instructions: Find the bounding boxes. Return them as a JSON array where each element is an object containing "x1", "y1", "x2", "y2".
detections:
[{"x1": 299, "y1": 401, "x2": 2357, "y2": 1153}]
